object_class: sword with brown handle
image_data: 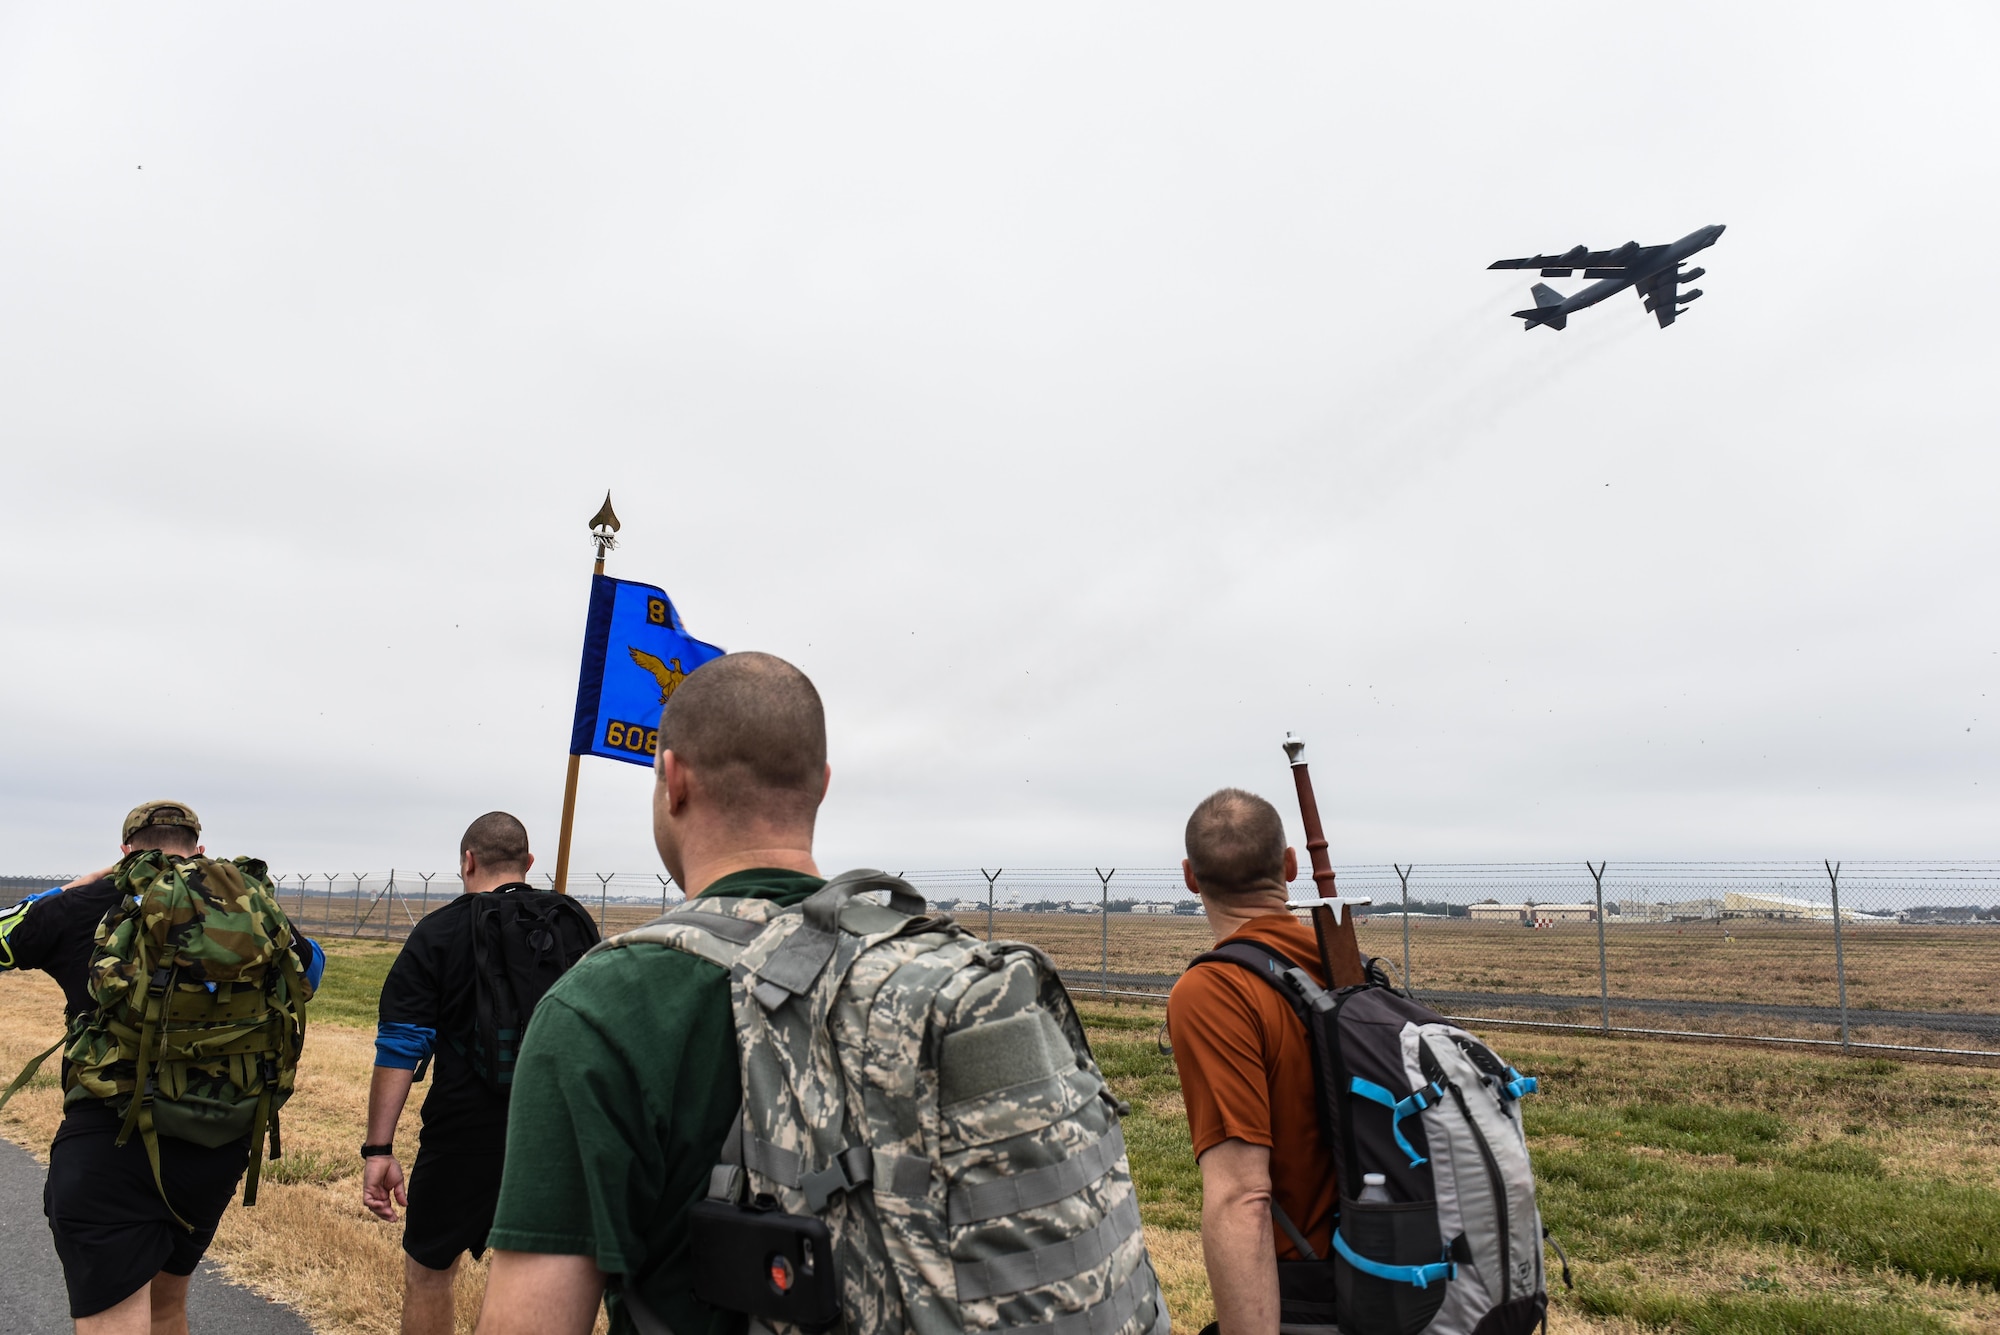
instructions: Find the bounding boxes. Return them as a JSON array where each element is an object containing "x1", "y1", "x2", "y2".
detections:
[{"x1": 1283, "y1": 732, "x2": 1371, "y2": 987}]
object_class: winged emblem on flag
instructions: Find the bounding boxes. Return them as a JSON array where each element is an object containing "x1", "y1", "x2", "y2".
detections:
[{"x1": 628, "y1": 648, "x2": 688, "y2": 705}]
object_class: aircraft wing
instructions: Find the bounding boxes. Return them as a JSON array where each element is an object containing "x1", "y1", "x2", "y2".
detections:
[
  {"x1": 1489, "y1": 241, "x2": 1668, "y2": 275},
  {"x1": 1635, "y1": 268, "x2": 1678, "y2": 328}
]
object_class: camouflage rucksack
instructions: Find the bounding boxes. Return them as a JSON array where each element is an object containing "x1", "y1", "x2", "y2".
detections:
[
  {"x1": 66, "y1": 852, "x2": 311, "y2": 1224},
  {"x1": 600, "y1": 870, "x2": 1169, "y2": 1335}
]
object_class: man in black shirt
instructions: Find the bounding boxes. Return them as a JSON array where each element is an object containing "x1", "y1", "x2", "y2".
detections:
[
  {"x1": 0, "y1": 799, "x2": 325, "y2": 1334},
  {"x1": 363, "y1": 812, "x2": 568, "y2": 1335}
]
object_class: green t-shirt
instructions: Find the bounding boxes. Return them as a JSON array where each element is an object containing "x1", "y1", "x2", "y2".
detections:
[{"x1": 487, "y1": 868, "x2": 824, "y2": 1335}]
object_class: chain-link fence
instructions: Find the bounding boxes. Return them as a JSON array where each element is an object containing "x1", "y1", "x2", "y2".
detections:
[
  {"x1": 900, "y1": 862, "x2": 2000, "y2": 1062},
  {"x1": 22, "y1": 861, "x2": 1994, "y2": 1061}
]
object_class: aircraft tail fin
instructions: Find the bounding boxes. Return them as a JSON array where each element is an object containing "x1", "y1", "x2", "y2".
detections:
[{"x1": 1512, "y1": 283, "x2": 1569, "y2": 330}]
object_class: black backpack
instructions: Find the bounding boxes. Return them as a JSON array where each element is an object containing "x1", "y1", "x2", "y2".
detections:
[
  {"x1": 1187, "y1": 940, "x2": 1563, "y2": 1335},
  {"x1": 462, "y1": 890, "x2": 601, "y2": 1095}
]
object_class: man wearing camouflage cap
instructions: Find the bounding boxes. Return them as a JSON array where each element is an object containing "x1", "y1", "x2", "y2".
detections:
[{"x1": 0, "y1": 801, "x2": 325, "y2": 1334}]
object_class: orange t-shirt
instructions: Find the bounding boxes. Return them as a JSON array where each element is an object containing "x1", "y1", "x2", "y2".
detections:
[{"x1": 1166, "y1": 912, "x2": 1336, "y2": 1261}]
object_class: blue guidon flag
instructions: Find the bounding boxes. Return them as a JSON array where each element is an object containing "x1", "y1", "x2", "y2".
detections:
[{"x1": 569, "y1": 575, "x2": 724, "y2": 767}]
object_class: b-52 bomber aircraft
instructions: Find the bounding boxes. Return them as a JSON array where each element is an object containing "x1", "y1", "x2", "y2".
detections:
[{"x1": 1489, "y1": 224, "x2": 1725, "y2": 330}]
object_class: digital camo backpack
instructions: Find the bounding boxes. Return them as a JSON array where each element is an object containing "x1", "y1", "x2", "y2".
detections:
[
  {"x1": 1191, "y1": 940, "x2": 1564, "y2": 1335},
  {"x1": 599, "y1": 870, "x2": 1168, "y2": 1335},
  {"x1": 68, "y1": 852, "x2": 311, "y2": 1225}
]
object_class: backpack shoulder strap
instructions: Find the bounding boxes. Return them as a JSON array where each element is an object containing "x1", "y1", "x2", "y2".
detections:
[
  {"x1": 594, "y1": 899, "x2": 777, "y2": 971},
  {"x1": 748, "y1": 869, "x2": 924, "y2": 1012},
  {"x1": 1186, "y1": 939, "x2": 1325, "y2": 1024}
]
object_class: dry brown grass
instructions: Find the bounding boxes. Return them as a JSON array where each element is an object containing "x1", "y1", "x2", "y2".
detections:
[
  {"x1": 0, "y1": 969, "x2": 537, "y2": 1333},
  {"x1": 290, "y1": 901, "x2": 2000, "y2": 1021},
  {"x1": 966, "y1": 912, "x2": 2000, "y2": 1051}
]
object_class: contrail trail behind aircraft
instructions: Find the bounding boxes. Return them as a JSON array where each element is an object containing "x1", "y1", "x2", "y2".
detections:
[{"x1": 1490, "y1": 224, "x2": 1726, "y2": 330}]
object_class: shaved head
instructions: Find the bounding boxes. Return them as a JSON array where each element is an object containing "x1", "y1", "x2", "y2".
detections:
[
  {"x1": 460, "y1": 811, "x2": 531, "y2": 872},
  {"x1": 1184, "y1": 788, "x2": 1287, "y2": 897},
  {"x1": 658, "y1": 652, "x2": 826, "y2": 822}
]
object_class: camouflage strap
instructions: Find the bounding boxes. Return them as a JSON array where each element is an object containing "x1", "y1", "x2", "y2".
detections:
[
  {"x1": 1025, "y1": 1255, "x2": 1167, "y2": 1335},
  {"x1": 115, "y1": 966, "x2": 173, "y2": 1151},
  {"x1": 133, "y1": 1100, "x2": 194, "y2": 1232},
  {"x1": 949, "y1": 1125, "x2": 1127, "y2": 1224},
  {"x1": 751, "y1": 870, "x2": 923, "y2": 1011},
  {"x1": 953, "y1": 1193, "x2": 1142, "y2": 1300},
  {"x1": 0, "y1": 1036, "x2": 65, "y2": 1114},
  {"x1": 243, "y1": 1067, "x2": 274, "y2": 1207},
  {"x1": 591, "y1": 906, "x2": 765, "y2": 971}
]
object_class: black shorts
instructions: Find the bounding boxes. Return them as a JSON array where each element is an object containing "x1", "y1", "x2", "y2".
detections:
[
  {"x1": 402, "y1": 1149, "x2": 504, "y2": 1271},
  {"x1": 43, "y1": 1104, "x2": 248, "y2": 1318}
]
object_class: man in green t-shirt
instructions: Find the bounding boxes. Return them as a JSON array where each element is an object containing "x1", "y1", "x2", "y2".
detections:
[{"x1": 475, "y1": 651, "x2": 831, "y2": 1335}]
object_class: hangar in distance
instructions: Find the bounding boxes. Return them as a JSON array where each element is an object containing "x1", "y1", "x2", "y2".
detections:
[{"x1": 1490, "y1": 224, "x2": 1725, "y2": 330}]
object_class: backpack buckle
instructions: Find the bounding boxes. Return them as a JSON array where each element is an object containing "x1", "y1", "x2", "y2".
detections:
[{"x1": 800, "y1": 1144, "x2": 874, "y2": 1213}]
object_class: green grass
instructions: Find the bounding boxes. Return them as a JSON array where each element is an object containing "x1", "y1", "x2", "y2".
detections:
[
  {"x1": 1075, "y1": 1005, "x2": 2000, "y2": 1332},
  {"x1": 1088, "y1": 1008, "x2": 1204, "y2": 1232},
  {"x1": 260, "y1": 1147, "x2": 353, "y2": 1187},
  {"x1": 308, "y1": 940, "x2": 401, "y2": 1028},
  {"x1": 1575, "y1": 1284, "x2": 1956, "y2": 1335}
]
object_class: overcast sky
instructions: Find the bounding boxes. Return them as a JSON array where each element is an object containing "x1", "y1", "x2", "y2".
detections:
[{"x1": 2, "y1": 3, "x2": 1995, "y2": 878}]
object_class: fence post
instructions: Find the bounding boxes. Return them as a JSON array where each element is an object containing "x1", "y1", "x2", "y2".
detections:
[
  {"x1": 596, "y1": 873, "x2": 613, "y2": 934},
  {"x1": 1587, "y1": 862, "x2": 1609, "y2": 1034},
  {"x1": 324, "y1": 875, "x2": 337, "y2": 932},
  {"x1": 658, "y1": 874, "x2": 673, "y2": 914},
  {"x1": 420, "y1": 873, "x2": 435, "y2": 921},
  {"x1": 981, "y1": 869, "x2": 1002, "y2": 943},
  {"x1": 1394, "y1": 864, "x2": 1413, "y2": 993},
  {"x1": 1096, "y1": 868, "x2": 1115, "y2": 999},
  {"x1": 351, "y1": 873, "x2": 366, "y2": 931},
  {"x1": 384, "y1": 870, "x2": 395, "y2": 941},
  {"x1": 295, "y1": 874, "x2": 308, "y2": 924},
  {"x1": 1828, "y1": 860, "x2": 1849, "y2": 1053}
]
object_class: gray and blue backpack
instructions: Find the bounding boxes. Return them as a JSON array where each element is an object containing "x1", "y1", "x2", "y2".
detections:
[{"x1": 1189, "y1": 940, "x2": 1567, "y2": 1335}]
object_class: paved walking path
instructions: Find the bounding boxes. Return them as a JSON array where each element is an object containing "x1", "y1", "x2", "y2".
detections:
[{"x1": 0, "y1": 1137, "x2": 314, "y2": 1334}]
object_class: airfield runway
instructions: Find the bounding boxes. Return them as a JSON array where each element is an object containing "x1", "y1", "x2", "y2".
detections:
[{"x1": 0, "y1": 1138, "x2": 313, "y2": 1335}]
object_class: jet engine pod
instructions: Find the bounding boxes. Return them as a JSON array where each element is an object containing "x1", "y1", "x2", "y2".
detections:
[
  {"x1": 1679, "y1": 289, "x2": 1704, "y2": 303},
  {"x1": 1680, "y1": 267, "x2": 1705, "y2": 282}
]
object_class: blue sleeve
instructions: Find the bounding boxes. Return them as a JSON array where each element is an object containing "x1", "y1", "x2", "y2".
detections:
[
  {"x1": 298, "y1": 937, "x2": 326, "y2": 990},
  {"x1": 375, "y1": 1021, "x2": 438, "y2": 1070}
]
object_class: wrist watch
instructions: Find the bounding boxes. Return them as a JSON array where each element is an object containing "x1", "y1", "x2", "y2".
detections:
[{"x1": 360, "y1": 1143, "x2": 394, "y2": 1158}]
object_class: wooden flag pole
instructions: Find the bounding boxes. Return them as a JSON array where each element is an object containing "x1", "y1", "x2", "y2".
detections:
[
  {"x1": 1282, "y1": 732, "x2": 1370, "y2": 987},
  {"x1": 552, "y1": 495, "x2": 621, "y2": 896}
]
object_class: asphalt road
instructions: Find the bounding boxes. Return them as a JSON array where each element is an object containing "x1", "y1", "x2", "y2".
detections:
[
  {"x1": 1061, "y1": 970, "x2": 2000, "y2": 1041},
  {"x1": 0, "y1": 1137, "x2": 314, "y2": 1335}
]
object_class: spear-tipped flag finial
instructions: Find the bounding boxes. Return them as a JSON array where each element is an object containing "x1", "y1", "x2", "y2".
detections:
[{"x1": 589, "y1": 492, "x2": 621, "y2": 534}]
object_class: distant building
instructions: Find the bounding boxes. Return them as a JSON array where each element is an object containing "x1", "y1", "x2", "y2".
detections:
[
  {"x1": 1128, "y1": 902, "x2": 1176, "y2": 915},
  {"x1": 1721, "y1": 891, "x2": 1892, "y2": 923},
  {"x1": 1466, "y1": 903, "x2": 1599, "y2": 925}
]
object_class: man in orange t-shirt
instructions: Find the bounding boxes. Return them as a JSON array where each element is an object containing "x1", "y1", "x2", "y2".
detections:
[{"x1": 1167, "y1": 788, "x2": 1337, "y2": 1335}]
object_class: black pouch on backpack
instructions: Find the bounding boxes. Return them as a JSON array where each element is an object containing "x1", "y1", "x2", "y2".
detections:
[
  {"x1": 688, "y1": 1197, "x2": 840, "y2": 1329},
  {"x1": 465, "y1": 890, "x2": 600, "y2": 1094},
  {"x1": 1334, "y1": 1197, "x2": 1451, "y2": 1335}
]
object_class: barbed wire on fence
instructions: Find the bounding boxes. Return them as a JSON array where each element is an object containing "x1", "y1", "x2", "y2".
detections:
[{"x1": 17, "y1": 862, "x2": 1994, "y2": 1062}]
